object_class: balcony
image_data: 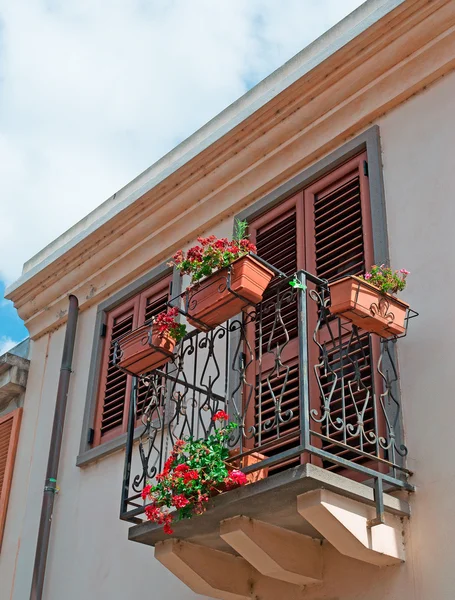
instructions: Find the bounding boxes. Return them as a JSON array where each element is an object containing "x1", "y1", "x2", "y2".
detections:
[{"x1": 118, "y1": 262, "x2": 415, "y2": 597}]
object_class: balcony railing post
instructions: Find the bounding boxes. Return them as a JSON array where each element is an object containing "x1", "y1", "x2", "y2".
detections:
[
  {"x1": 297, "y1": 271, "x2": 311, "y2": 451},
  {"x1": 120, "y1": 376, "x2": 137, "y2": 520}
]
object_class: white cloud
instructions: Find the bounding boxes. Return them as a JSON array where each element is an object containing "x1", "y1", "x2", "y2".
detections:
[
  {"x1": 0, "y1": 336, "x2": 20, "y2": 355},
  {"x1": 0, "y1": 0, "x2": 365, "y2": 283}
]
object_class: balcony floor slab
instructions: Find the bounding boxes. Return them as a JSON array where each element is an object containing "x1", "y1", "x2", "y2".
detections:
[{"x1": 128, "y1": 463, "x2": 410, "y2": 552}]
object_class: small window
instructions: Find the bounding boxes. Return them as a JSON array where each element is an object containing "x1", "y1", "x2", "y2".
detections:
[
  {"x1": 92, "y1": 276, "x2": 171, "y2": 447},
  {"x1": 0, "y1": 408, "x2": 22, "y2": 549}
]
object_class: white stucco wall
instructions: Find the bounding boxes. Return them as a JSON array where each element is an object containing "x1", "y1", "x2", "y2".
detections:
[
  {"x1": 1, "y1": 70, "x2": 455, "y2": 600},
  {"x1": 0, "y1": 309, "x2": 204, "y2": 600},
  {"x1": 376, "y1": 69, "x2": 455, "y2": 599}
]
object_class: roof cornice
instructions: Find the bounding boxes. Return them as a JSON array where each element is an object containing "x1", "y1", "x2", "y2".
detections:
[
  {"x1": 6, "y1": 0, "x2": 405, "y2": 298},
  {"x1": 6, "y1": 0, "x2": 455, "y2": 339}
]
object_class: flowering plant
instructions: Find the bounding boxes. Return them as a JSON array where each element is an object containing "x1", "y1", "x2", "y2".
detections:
[
  {"x1": 361, "y1": 265, "x2": 410, "y2": 295},
  {"x1": 170, "y1": 220, "x2": 257, "y2": 284},
  {"x1": 141, "y1": 411, "x2": 247, "y2": 534},
  {"x1": 153, "y1": 307, "x2": 186, "y2": 342}
]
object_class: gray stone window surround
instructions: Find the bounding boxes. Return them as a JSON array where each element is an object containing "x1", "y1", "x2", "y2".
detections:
[
  {"x1": 77, "y1": 262, "x2": 180, "y2": 467},
  {"x1": 77, "y1": 125, "x2": 388, "y2": 468},
  {"x1": 235, "y1": 125, "x2": 388, "y2": 265}
]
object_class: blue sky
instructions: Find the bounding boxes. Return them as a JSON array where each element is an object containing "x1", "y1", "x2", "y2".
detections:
[
  {"x1": 0, "y1": 282, "x2": 28, "y2": 353},
  {"x1": 0, "y1": 0, "x2": 365, "y2": 351}
]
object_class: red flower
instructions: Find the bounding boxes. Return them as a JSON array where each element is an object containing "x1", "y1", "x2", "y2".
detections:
[
  {"x1": 153, "y1": 307, "x2": 183, "y2": 339},
  {"x1": 141, "y1": 484, "x2": 152, "y2": 500},
  {"x1": 173, "y1": 439, "x2": 185, "y2": 450},
  {"x1": 183, "y1": 470, "x2": 199, "y2": 484},
  {"x1": 214, "y1": 238, "x2": 229, "y2": 249},
  {"x1": 144, "y1": 503, "x2": 159, "y2": 521},
  {"x1": 187, "y1": 246, "x2": 203, "y2": 262},
  {"x1": 145, "y1": 503, "x2": 174, "y2": 532},
  {"x1": 163, "y1": 522, "x2": 174, "y2": 535},
  {"x1": 164, "y1": 455, "x2": 175, "y2": 471},
  {"x1": 174, "y1": 463, "x2": 189, "y2": 474},
  {"x1": 172, "y1": 250, "x2": 184, "y2": 265},
  {"x1": 212, "y1": 410, "x2": 229, "y2": 422},
  {"x1": 157, "y1": 454, "x2": 175, "y2": 480},
  {"x1": 227, "y1": 243, "x2": 240, "y2": 254},
  {"x1": 239, "y1": 239, "x2": 256, "y2": 253},
  {"x1": 172, "y1": 494, "x2": 190, "y2": 509}
]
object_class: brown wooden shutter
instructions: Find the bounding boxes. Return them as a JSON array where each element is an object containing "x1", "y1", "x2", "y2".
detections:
[
  {"x1": 94, "y1": 298, "x2": 139, "y2": 446},
  {"x1": 248, "y1": 194, "x2": 303, "y2": 464},
  {"x1": 247, "y1": 152, "x2": 381, "y2": 474},
  {"x1": 93, "y1": 275, "x2": 172, "y2": 447},
  {"x1": 0, "y1": 408, "x2": 22, "y2": 549},
  {"x1": 137, "y1": 277, "x2": 172, "y2": 415},
  {"x1": 303, "y1": 152, "x2": 382, "y2": 473}
]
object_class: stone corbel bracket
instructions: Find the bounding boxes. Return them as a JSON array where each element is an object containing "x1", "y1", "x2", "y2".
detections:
[
  {"x1": 297, "y1": 489, "x2": 406, "y2": 566},
  {"x1": 155, "y1": 538, "x2": 309, "y2": 600},
  {"x1": 155, "y1": 488, "x2": 407, "y2": 599}
]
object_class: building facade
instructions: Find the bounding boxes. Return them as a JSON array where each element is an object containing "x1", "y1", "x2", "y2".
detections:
[{"x1": 2, "y1": 1, "x2": 455, "y2": 598}]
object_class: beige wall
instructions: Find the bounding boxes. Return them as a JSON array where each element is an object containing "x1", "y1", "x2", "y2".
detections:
[{"x1": 1, "y1": 71, "x2": 455, "y2": 600}]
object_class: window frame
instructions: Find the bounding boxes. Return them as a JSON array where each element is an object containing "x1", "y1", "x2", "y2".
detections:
[
  {"x1": 77, "y1": 262, "x2": 180, "y2": 467},
  {"x1": 235, "y1": 126, "x2": 389, "y2": 267}
]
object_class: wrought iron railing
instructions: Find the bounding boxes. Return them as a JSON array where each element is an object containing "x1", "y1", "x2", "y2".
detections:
[{"x1": 119, "y1": 261, "x2": 416, "y2": 526}]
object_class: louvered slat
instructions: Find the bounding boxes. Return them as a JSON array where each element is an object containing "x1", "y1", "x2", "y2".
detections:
[
  {"x1": 314, "y1": 176, "x2": 365, "y2": 282},
  {"x1": 100, "y1": 312, "x2": 134, "y2": 435}
]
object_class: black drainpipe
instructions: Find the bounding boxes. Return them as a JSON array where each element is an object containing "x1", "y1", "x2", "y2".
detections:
[{"x1": 30, "y1": 294, "x2": 79, "y2": 600}]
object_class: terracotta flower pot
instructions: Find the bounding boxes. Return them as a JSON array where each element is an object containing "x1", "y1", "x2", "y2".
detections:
[
  {"x1": 328, "y1": 275, "x2": 409, "y2": 339},
  {"x1": 228, "y1": 448, "x2": 269, "y2": 484},
  {"x1": 186, "y1": 255, "x2": 274, "y2": 330},
  {"x1": 116, "y1": 323, "x2": 175, "y2": 375},
  {"x1": 209, "y1": 450, "x2": 269, "y2": 499}
]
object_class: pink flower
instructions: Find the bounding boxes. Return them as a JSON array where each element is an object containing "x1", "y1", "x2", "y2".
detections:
[
  {"x1": 400, "y1": 269, "x2": 410, "y2": 275},
  {"x1": 229, "y1": 469, "x2": 248, "y2": 486},
  {"x1": 364, "y1": 273, "x2": 372, "y2": 280}
]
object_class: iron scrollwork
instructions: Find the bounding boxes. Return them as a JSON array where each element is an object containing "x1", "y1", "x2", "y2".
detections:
[{"x1": 120, "y1": 269, "x2": 412, "y2": 522}]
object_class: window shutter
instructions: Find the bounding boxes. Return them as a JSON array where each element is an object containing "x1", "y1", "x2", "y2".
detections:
[
  {"x1": 247, "y1": 152, "x2": 381, "y2": 473},
  {"x1": 303, "y1": 152, "x2": 381, "y2": 472},
  {"x1": 0, "y1": 409, "x2": 22, "y2": 549},
  {"x1": 248, "y1": 194, "x2": 303, "y2": 463},
  {"x1": 94, "y1": 298, "x2": 139, "y2": 446},
  {"x1": 93, "y1": 275, "x2": 172, "y2": 447}
]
